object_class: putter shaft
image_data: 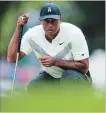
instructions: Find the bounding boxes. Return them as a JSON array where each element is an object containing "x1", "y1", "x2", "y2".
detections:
[{"x1": 11, "y1": 52, "x2": 19, "y2": 96}]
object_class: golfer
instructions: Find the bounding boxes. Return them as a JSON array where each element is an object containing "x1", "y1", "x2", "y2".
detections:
[{"x1": 7, "y1": 3, "x2": 91, "y2": 91}]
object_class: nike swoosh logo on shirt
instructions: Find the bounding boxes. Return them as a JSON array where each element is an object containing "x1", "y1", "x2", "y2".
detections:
[{"x1": 59, "y1": 42, "x2": 64, "y2": 45}]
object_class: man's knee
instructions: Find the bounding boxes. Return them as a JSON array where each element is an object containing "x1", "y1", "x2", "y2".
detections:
[{"x1": 62, "y1": 69, "x2": 89, "y2": 82}]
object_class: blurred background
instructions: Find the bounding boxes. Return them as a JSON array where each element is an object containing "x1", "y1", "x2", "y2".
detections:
[{"x1": 0, "y1": 1, "x2": 105, "y2": 97}]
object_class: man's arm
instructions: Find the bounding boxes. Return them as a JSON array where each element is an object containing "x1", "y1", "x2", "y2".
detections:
[
  {"x1": 7, "y1": 13, "x2": 29, "y2": 63},
  {"x1": 53, "y1": 58, "x2": 89, "y2": 74},
  {"x1": 7, "y1": 27, "x2": 26, "y2": 63},
  {"x1": 39, "y1": 56, "x2": 89, "y2": 74}
]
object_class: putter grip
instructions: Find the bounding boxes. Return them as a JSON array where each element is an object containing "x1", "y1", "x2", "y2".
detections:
[{"x1": 18, "y1": 25, "x2": 23, "y2": 52}]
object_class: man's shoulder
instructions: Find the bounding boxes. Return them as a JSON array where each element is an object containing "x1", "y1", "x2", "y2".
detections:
[
  {"x1": 23, "y1": 25, "x2": 43, "y2": 40},
  {"x1": 60, "y1": 22, "x2": 85, "y2": 41},
  {"x1": 61, "y1": 22, "x2": 81, "y2": 32},
  {"x1": 27, "y1": 24, "x2": 43, "y2": 33}
]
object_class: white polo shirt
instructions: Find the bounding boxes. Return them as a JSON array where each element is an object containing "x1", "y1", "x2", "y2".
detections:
[{"x1": 21, "y1": 22, "x2": 89, "y2": 78}]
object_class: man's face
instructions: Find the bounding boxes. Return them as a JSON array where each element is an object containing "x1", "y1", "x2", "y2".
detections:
[{"x1": 40, "y1": 18, "x2": 62, "y2": 39}]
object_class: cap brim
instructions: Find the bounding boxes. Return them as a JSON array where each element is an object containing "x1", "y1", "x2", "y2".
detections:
[{"x1": 40, "y1": 15, "x2": 60, "y2": 20}]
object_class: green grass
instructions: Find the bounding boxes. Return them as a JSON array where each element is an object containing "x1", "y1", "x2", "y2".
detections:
[{"x1": 1, "y1": 82, "x2": 105, "y2": 112}]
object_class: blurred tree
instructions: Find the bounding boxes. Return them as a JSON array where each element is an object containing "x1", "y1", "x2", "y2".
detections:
[
  {"x1": 0, "y1": 2, "x2": 11, "y2": 21},
  {"x1": 0, "y1": 1, "x2": 20, "y2": 56},
  {"x1": 73, "y1": 1, "x2": 105, "y2": 53}
]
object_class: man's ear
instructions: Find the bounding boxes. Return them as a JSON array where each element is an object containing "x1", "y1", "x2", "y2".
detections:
[
  {"x1": 39, "y1": 18, "x2": 42, "y2": 24},
  {"x1": 40, "y1": 20, "x2": 43, "y2": 25},
  {"x1": 60, "y1": 16, "x2": 62, "y2": 22}
]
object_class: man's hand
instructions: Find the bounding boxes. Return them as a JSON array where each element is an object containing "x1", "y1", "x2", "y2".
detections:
[
  {"x1": 39, "y1": 56, "x2": 55, "y2": 67},
  {"x1": 17, "y1": 13, "x2": 29, "y2": 29}
]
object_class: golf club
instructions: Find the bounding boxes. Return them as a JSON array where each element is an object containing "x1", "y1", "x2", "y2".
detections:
[{"x1": 11, "y1": 25, "x2": 24, "y2": 96}]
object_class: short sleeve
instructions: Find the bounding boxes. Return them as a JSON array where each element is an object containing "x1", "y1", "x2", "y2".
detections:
[
  {"x1": 71, "y1": 29, "x2": 89, "y2": 60},
  {"x1": 20, "y1": 29, "x2": 32, "y2": 55}
]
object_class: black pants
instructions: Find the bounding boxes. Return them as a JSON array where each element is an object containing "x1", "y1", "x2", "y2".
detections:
[{"x1": 27, "y1": 69, "x2": 92, "y2": 92}]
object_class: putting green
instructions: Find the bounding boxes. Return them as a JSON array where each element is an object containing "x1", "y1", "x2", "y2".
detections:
[{"x1": 1, "y1": 82, "x2": 105, "y2": 112}]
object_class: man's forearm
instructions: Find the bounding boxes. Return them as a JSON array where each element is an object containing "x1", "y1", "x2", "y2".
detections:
[
  {"x1": 7, "y1": 28, "x2": 20, "y2": 62},
  {"x1": 53, "y1": 59, "x2": 88, "y2": 74}
]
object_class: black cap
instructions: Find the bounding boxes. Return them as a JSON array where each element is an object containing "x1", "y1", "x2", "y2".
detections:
[{"x1": 40, "y1": 3, "x2": 61, "y2": 20}]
